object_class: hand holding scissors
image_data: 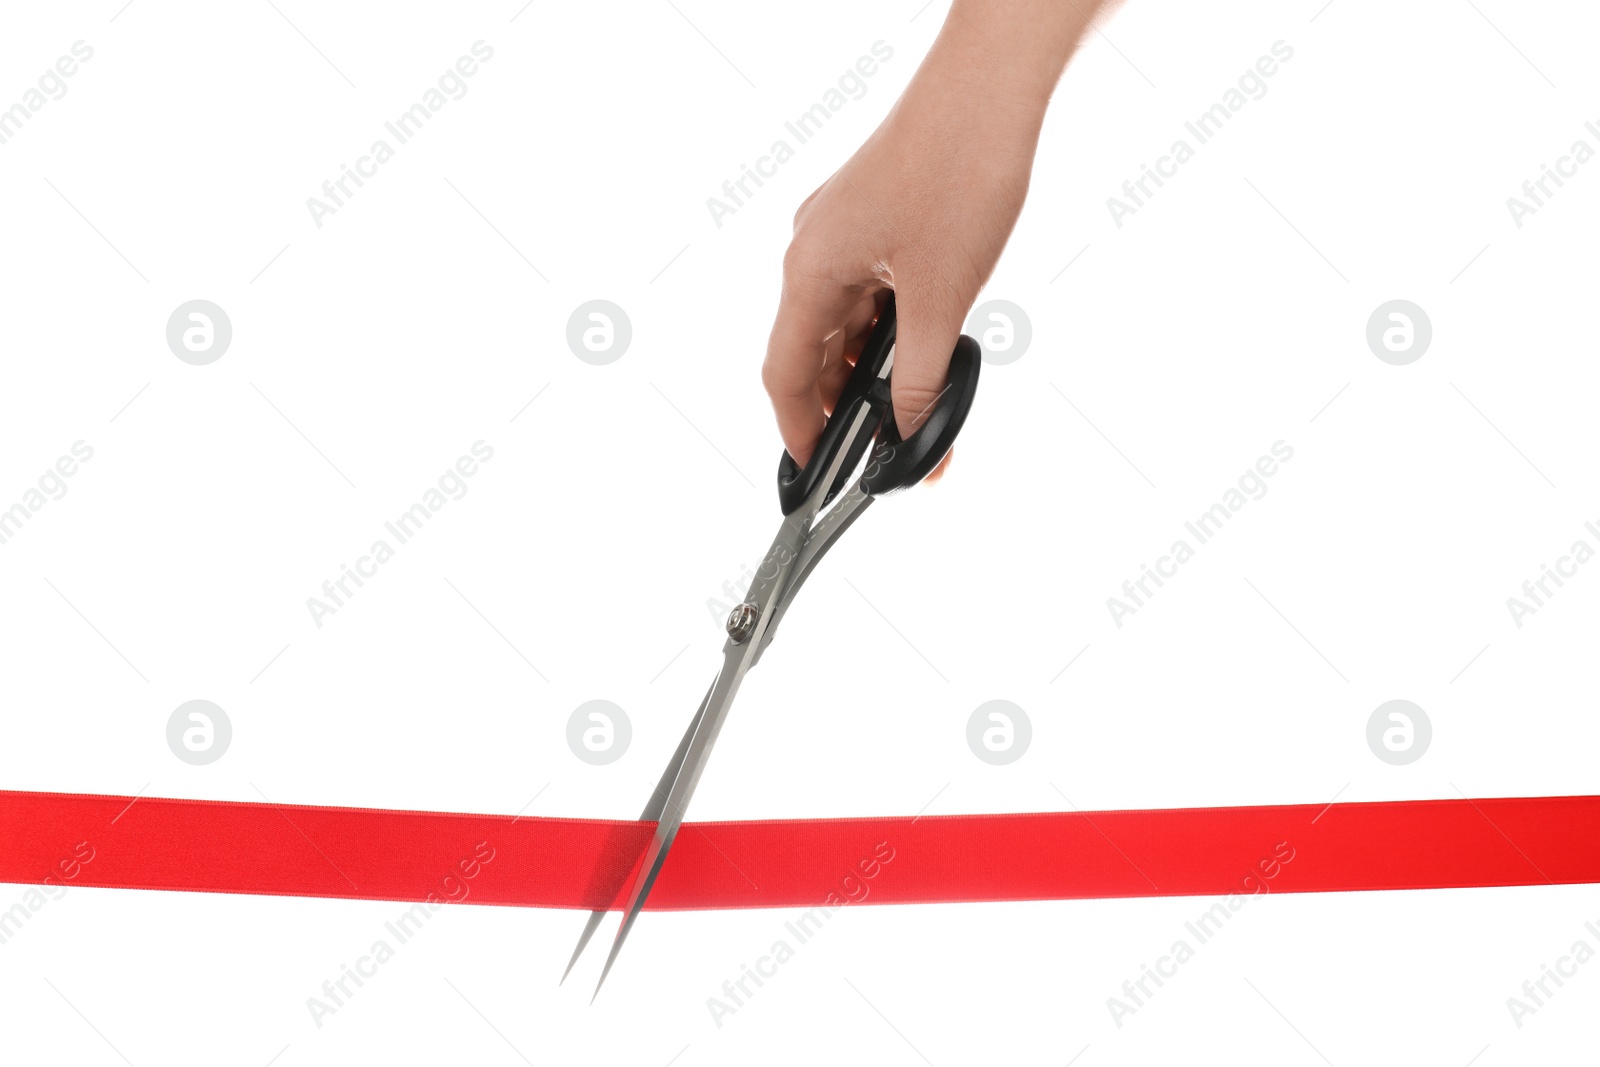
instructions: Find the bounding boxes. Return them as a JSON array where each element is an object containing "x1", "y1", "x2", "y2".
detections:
[{"x1": 563, "y1": 294, "x2": 981, "y2": 998}]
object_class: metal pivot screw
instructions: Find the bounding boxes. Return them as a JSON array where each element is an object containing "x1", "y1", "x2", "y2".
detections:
[{"x1": 726, "y1": 603, "x2": 759, "y2": 644}]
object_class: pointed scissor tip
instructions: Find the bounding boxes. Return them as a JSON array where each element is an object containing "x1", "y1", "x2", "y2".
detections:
[
  {"x1": 591, "y1": 956, "x2": 618, "y2": 1003},
  {"x1": 559, "y1": 950, "x2": 580, "y2": 987},
  {"x1": 562, "y1": 909, "x2": 606, "y2": 988}
]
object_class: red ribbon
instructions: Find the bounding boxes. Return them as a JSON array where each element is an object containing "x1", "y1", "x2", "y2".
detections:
[{"x1": 2, "y1": 790, "x2": 1595, "y2": 910}]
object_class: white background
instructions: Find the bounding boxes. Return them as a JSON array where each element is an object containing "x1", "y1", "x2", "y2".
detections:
[{"x1": 1, "y1": 0, "x2": 1598, "y2": 1063}]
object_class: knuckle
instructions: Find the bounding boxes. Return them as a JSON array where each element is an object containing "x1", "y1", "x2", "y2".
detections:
[
  {"x1": 792, "y1": 185, "x2": 825, "y2": 230},
  {"x1": 760, "y1": 354, "x2": 804, "y2": 397},
  {"x1": 760, "y1": 357, "x2": 782, "y2": 393},
  {"x1": 781, "y1": 239, "x2": 822, "y2": 282},
  {"x1": 894, "y1": 381, "x2": 943, "y2": 419}
]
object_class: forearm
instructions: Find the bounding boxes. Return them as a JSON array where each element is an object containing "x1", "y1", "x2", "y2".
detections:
[{"x1": 907, "y1": 0, "x2": 1121, "y2": 130}]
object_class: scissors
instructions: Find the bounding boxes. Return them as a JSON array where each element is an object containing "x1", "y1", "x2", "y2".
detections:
[{"x1": 563, "y1": 293, "x2": 981, "y2": 999}]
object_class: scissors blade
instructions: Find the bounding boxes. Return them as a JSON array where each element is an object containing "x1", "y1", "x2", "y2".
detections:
[
  {"x1": 590, "y1": 535, "x2": 812, "y2": 998},
  {"x1": 752, "y1": 485, "x2": 873, "y2": 666},
  {"x1": 586, "y1": 397, "x2": 876, "y2": 999},
  {"x1": 588, "y1": 646, "x2": 758, "y2": 999},
  {"x1": 560, "y1": 678, "x2": 716, "y2": 984}
]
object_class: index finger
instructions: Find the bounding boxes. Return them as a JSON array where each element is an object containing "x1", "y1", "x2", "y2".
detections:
[{"x1": 761, "y1": 276, "x2": 861, "y2": 467}]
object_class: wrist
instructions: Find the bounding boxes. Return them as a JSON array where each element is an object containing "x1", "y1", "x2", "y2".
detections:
[
  {"x1": 889, "y1": 50, "x2": 1049, "y2": 168},
  {"x1": 919, "y1": 0, "x2": 1106, "y2": 119}
]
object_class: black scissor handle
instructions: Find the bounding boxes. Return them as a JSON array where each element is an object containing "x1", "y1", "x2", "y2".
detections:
[
  {"x1": 861, "y1": 333, "x2": 980, "y2": 498},
  {"x1": 775, "y1": 293, "x2": 980, "y2": 514},
  {"x1": 776, "y1": 295, "x2": 897, "y2": 515}
]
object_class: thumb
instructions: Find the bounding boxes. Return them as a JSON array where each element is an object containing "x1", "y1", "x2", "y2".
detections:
[{"x1": 890, "y1": 284, "x2": 967, "y2": 437}]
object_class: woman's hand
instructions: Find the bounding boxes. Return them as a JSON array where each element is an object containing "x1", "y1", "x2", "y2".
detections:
[{"x1": 761, "y1": 0, "x2": 1119, "y2": 466}]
